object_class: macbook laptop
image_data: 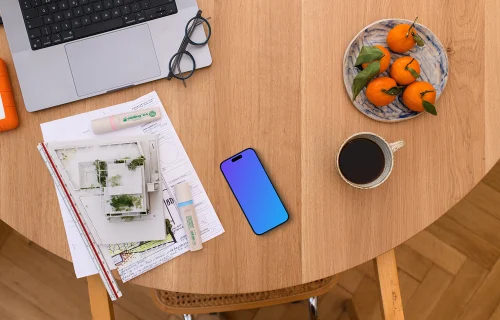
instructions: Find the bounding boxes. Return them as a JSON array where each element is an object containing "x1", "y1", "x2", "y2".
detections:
[{"x1": 0, "y1": 0, "x2": 211, "y2": 112}]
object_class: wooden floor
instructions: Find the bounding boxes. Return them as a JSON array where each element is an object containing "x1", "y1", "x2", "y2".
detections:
[{"x1": 1, "y1": 161, "x2": 499, "y2": 320}]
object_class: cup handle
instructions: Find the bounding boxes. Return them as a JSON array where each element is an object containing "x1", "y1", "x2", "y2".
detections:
[{"x1": 389, "y1": 141, "x2": 405, "y2": 153}]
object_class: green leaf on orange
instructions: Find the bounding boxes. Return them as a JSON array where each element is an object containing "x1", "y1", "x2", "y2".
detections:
[
  {"x1": 407, "y1": 67, "x2": 420, "y2": 79},
  {"x1": 412, "y1": 33, "x2": 425, "y2": 47},
  {"x1": 354, "y1": 46, "x2": 384, "y2": 67},
  {"x1": 352, "y1": 61, "x2": 380, "y2": 100},
  {"x1": 382, "y1": 86, "x2": 405, "y2": 96},
  {"x1": 423, "y1": 100, "x2": 437, "y2": 115}
]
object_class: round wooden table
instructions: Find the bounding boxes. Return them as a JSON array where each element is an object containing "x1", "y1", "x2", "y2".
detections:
[{"x1": 1, "y1": 0, "x2": 499, "y2": 294}]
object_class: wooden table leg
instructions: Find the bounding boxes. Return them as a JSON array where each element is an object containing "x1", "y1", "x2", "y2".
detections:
[
  {"x1": 87, "y1": 275, "x2": 115, "y2": 320},
  {"x1": 374, "y1": 249, "x2": 404, "y2": 320}
]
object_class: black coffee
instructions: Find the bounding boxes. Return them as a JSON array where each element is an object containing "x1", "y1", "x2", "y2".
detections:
[{"x1": 339, "y1": 138, "x2": 385, "y2": 185}]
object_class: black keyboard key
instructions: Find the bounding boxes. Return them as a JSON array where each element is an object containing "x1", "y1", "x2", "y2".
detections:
[
  {"x1": 43, "y1": 14, "x2": 54, "y2": 24},
  {"x1": 101, "y1": 10, "x2": 111, "y2": 20},
  {"x1": 61, "y1": 21, "x2": 72, "y2": 30},
  {"x1": 82, "y1": 15, "x2": 92, "y2": 25},
  {"x1": 61, "y1": 30, "x2": 75, "y2": 41},
  {"x1": 113, "y1": 0, "x2": 123, "y2": 6},
  {"x1": 53, "y1": 12, "x2": 64, "y2": 21},
  {"x1": 145, "y1": 8, "x2": 155, "y2": 19},
  {"x1": 51, "y1": 33, "x2": 62, "y2": 44},
  {"x1": 93, "y1": 1, "x2": 103, "y2": 11},
  {"x1": 123, "y1": 14, "x2": 135, "y2": 24},
  {"x1": 20, "y1": 0, "x2": 31, "y2": 10},
  {"x1": 73, "y1": 17, "x2": 123, "y2": 38},
  {"x1": 48, "y1": 3, "x2": 58, "y2": 12},
  {"x1": 26, "y1": 17, "x2": 44, "y2": 29},
  {"x1": 140, "y1": 0, "x2": 150, "y2": 9},
  {"x1": 58, "y1": 1, "x2": 69, "y2": 10},
  {"x1": 111, "y1": 8, "x2": 121, "y2": 17},
  {"x1": 41, "y1": 35, "x2": 52, "y2": 47},
  {"x1": 38, "y1": 5, "x2": 49, "y2": 14},
  {"x1": 135, "y1": 11, "x2": 145, "y2": 22},
  {"x1": 41, "y1": 25, "x2": 51, "y2": 35},
  {"x1": 23, "y1": 8, "x2": 39, "y2": 19},
  {"x1": 156, "y1": 5, "x2": 164, "y2": 11},
  {"x1": 31, "y1": 0, "x2": 42, "y2": 7},
  {"x1": 28, "y1": 28, "x2": 42, "y2": 39},
  {"x1": 74, "y1": 7, "x2": 83, "y2": 16},
  {"x1": 51, "y1": 23, "x2": 61, "y2": 33},
  {"x1": 121, "y1": 5, "x2": 131, "y2": 14},
  {"x1": 90, "y1": 0, "x2": 100, "y2": 2},
  {"x1": 156, "y1": 10, "x2": 165, "y2": 17},
  {"x1": 83, "y1": 4, "x2": 93, "y2": 13},
  {"x1": 72, "y1": 18, "x2": 82, "y2": 27},
  {"x1": 165, "y1": 3, "x2": 176, "y2": 15},
  {"x1": 131, "y1": 2, "x2": 140, "y2": 12},
  {"x1": 91, "y1": 13, "x2": 101, "y2": 22},
  {"x1": 150, "y1": 0, "x2": 167, "y2": 6},
  {"x1": 124, "y1": 0, "x2": 133, "y2": 3},
  {"x1": 41, "y1": 0, "x2": 52, "y2": 4},
  {"x1": 63, "y1": 10, "x2": 73, "y2": 19},
  {"x1": 78, "y1": 0, "x2": 89, "y2": 4},
  {"x1": 69, "y1": 0, "x2": 79, "y2": 7},
  {"x1": 103, "y1": 0, "x2": 113, "y2": 9},
  {"x1": 30, "y1": 38, "x2": 42, "y2": 49}
]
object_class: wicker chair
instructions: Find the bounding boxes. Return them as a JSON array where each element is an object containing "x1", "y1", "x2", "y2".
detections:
[
  {"x1": 87, "y1": 249, "x2": 404, "y2": 320},
  {"x1": 151, "y1": 276, "x2": 338, "y2": 320}
]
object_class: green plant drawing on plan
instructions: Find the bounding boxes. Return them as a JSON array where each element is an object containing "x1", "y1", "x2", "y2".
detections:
[
  {"x1": 127, "y1": 156, "x2": 145, "y2": 170},
  {"x1": 94, "y1": 160, "x2": 108, "y2": 187},
  {"x1": 109, "y1": 175, "x2": 122, "y2": 187},
  {"x1": 110, "y1": 194, "x2": 142, "y2": 212}
]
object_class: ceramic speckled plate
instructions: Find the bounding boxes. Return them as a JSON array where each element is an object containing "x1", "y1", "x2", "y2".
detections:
[{"x1": 343, "y1": 19, "x2": 449, "y2": 122}]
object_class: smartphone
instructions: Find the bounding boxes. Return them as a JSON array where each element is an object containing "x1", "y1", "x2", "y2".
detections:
[{"x1": 220, "y1": 148, "x2": 289, "y2": 235}]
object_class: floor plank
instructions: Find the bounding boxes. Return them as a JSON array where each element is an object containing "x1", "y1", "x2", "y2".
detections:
[
  {"x1": 403, "y1": 266, "x2": 453, "y2": 320},
  {"x1": 0, "y1": 281, "x2": 54, "y2": 320},
  {"x1": 338, "y1": 267, "x2": 365, "y2": 294},
  {"x1": 317, "y1": 285, "x2": 351, "y2": 320},
  {"x1": 427, "y1": 259, "x2": 487, "y2": 320},
  {"x1": 448, "y1": 200, "x2": 500, "y2": 249},
  {"x1": 252, "y1": 304, "x2": 288, "y2": 320},
  {"x1": 350, "y1": 277, "x2": 379, "y2": 319},
  {"x1": 405, "y1": 230, "x2": 466, "y2": 274},
  {"x1": 0, "y1": 255, "x2": 91, "y2": 320},
  {"x1": 427, "y1": 216, "x2": 500, "y2": 270},
  {"x1": 394, "y1": 244, "x2": 433, "y2": 281},
  {"x1": 489, "y1": 303, "x2": 500, "y2": 320},
  {"x1": 458, "y1": 259, "x2": 500, "y2": 320},
  {"x1": 465, "y1": 182, "x2": 500, "y2": 221},
  {"x1": 277, "y1": 301, "x2": 309, "y2": 320}
]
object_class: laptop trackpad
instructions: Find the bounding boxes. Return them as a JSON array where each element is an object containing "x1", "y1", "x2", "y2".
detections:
[{"x1": 66, "y1": 25, "x2": 161, "y2": 97}]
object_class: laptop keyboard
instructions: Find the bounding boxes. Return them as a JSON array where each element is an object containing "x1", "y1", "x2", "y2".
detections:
[{"x1": 19, "y1": 0, "x2": 178, "y2": 50}]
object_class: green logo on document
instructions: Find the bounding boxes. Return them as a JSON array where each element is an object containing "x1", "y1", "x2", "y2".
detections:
[{"x1": 149, "y1": 110, "x2": 157, "y2": 117}]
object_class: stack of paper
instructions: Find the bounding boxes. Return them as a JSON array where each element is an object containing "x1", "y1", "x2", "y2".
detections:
[{"x1": 41, "y1": 91, "x2": 225, "y2": 281}]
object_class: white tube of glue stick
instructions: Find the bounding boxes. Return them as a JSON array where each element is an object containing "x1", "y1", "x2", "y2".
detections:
[
  {"x1": 174, "y1": 182, "x2": 203, "y2": 251},
  {"x1": 91, "y1": 107, "x2": 161, "y2": 134}
]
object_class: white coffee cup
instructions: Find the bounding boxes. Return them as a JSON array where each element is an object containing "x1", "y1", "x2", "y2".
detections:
[{"x1": 336, "y1": 132, "x2": 404, "y2": 189}]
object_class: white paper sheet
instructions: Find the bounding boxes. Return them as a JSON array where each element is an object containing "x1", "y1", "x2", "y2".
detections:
[{"x1": 41, "y1": 92, "x2": 224, "y2": 279}]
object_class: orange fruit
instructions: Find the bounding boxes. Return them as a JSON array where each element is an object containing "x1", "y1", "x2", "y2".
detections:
[
  {"x1": 386, "y1": 24, "x2": 417, "y2": 53},
  {"x1": 402, "y1": 81, "x2": 436, "y2": 112},
  {"x1": 390, "y1": 56, "x2": 421, "y2": 85},
  {"x1": 362, "y1": 45, "x2": 391, "y2": 73},
  {"x1": 366, "y1": 77, "x2": 398, "y2": 107}
]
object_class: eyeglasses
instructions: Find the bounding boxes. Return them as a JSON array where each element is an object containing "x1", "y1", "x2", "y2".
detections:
[{"x1": 167, "y1": 10, "x2": 212, "y2": 87}]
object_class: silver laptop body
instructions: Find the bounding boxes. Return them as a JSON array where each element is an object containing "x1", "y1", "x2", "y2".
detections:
[{"x1": 0, "y1": 0, "x2": 211, "y2": 112}]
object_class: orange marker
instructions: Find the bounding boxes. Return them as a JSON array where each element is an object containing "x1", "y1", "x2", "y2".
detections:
[{"x1": 0, "y1": 58, "x2": 19, "y2": 132}]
